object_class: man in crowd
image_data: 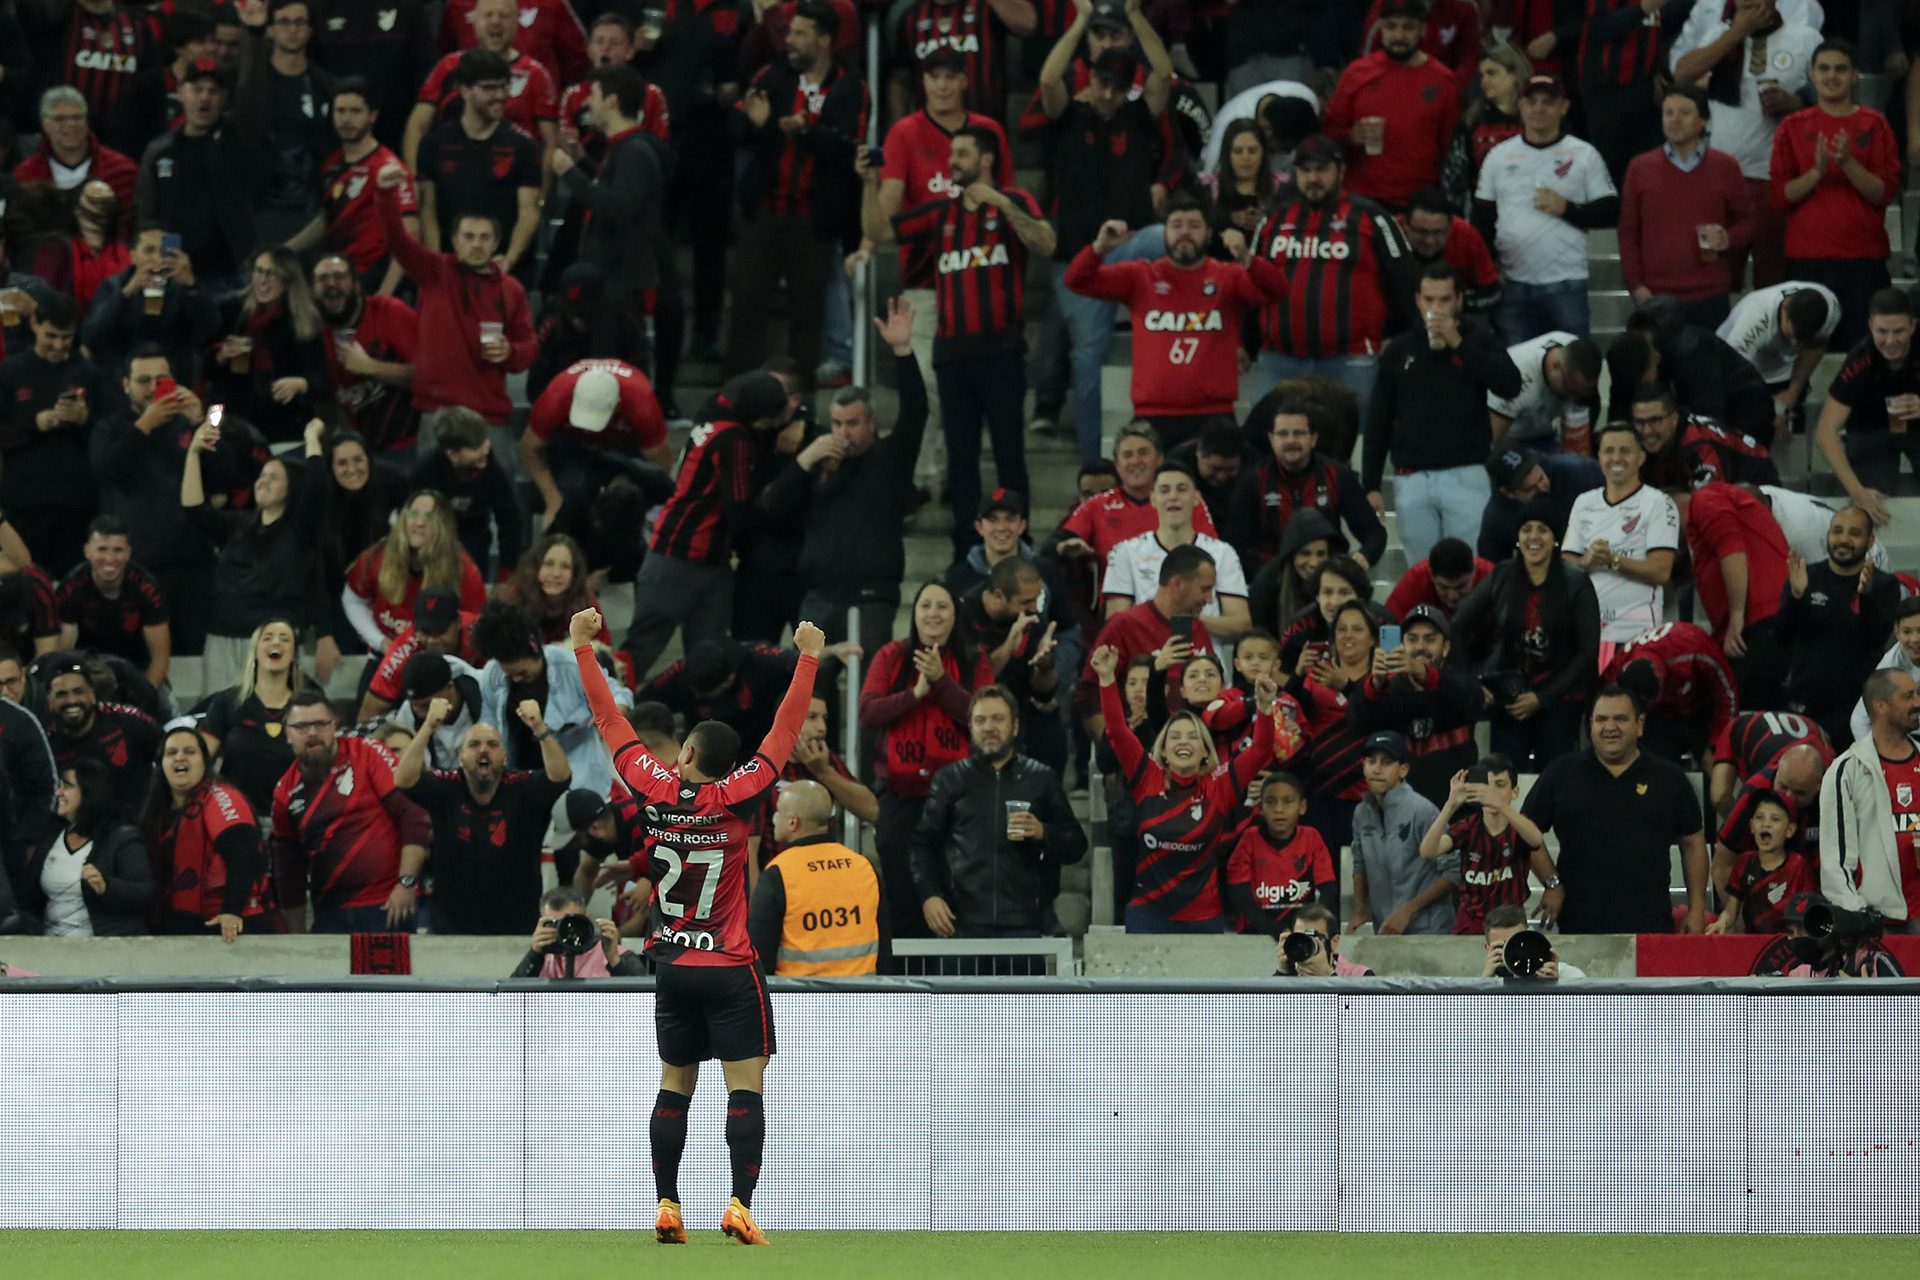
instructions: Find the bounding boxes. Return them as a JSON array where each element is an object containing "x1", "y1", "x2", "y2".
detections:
[
  {"x1": 1713, "y1": 741, "x2": 1826, "y2": 897},
  {"x1": 1770, "y1": 38, "x2": 1896, "y2": 348},
  {"x1": 54, "y1": 516, "x2": 169, "y2": 690},
  {"x1": 1101, "y1": 464, "x2": 1251, "y2": 654},
  {"x1": 1323, "y1": 0, "x2": 1458, "y2": 212},
  {"x1": 134, "y1": 57, "x2": 264, "y2": 294},
  {"x1": 1630, "y1": 384, "x2": 1778, "y2": 493},
  {"x1": 1815, "y1": 287, "x2": 1920, "y2": 526},
  {"x1": 406, "y1": 0, "x2": 558, "y2": 174},
  {"x1": 1383, "y1": 538, "x2": 1490, "y2": 622},
  {"x1": 39, "y1": 659, "x2": 160, "y2": 816},
  {"x1": 1401, "y1": 187, "x2": 1500, "y2": 317},
  {"x1": 1712, "y1": 707, "x2": 1833, "y2": 818},
  {"x1": 358, "y1": 588, "x2": 483, "y2": 721},
  {"x1": 393, "y1": 695, "x2": 571, "y2": 935},
  {"x1": 413, "y1": 49, "x2": 543, "y2": 277},
  {"x1": 1780, "y1": 505, "x2": 1899, "y2": 746},
  {"x1": 1852, "y1": 599, "x2": 1920, "y2": 742},
  {"x1": 272, "y1": 689, "x2": 431, "y2": 932},
  {"x1": 1524, "y1": 685, "x2": 1708, "y2": 934},
  {"x1": 912, "y1": 685, "x2": 1085, "y2": 941},
  {"x1": 521, "y1": 358, "x2": 670, "y2": 522},
  {"x1": 1717, "y1": 282, "x2": 1837, "y2": 444},
  {"x1": 1820, "y1": 668, "x2": 1920, "y2": 933},
  {"x1": 1683, "y1": 481, "x2": 1789, "y2": 707},
  {"x1": 1480, "y1": 903, "x2": 1580, "y2": 981},
  {"x1": 1169, "y1": 423, "x2": 1247, "y2": 523},
  {"x1": 1053, "y1": 424, "x2": 1220, "y2": 573},
  {"x1": 81, "y1": 226, "x2": 221, "y2": 379},
  {"x1": 1246, "y1": 133, "x2": 1415, "y2": 410},
  {"x1": 1228, "y1": 400, "x2": 1384, "y2": 574},
  {"x1": 1365, "y1": 262, "x2": 1522, "y2": 562},
  {"x1": 1475, "y1": 444, "x2": 1601, "y2": 565},
  {"x1": 1618, "y1": 84, "x2": 1753, "y2": 329},
  {"x1": 1564, "y1": 423, "x2": 1679, "y2": 649},
  {"x1": 1473, "y1": 74, "x2": 1616, "y2": 340},
  {"x1": 1607, "y1": 303, "x2": 1776, "y2": 443},
  {"x1": 1350, "y1": 732, "x2": 1454, "y2": 936},
  {"x1": 0, "y1": 294, "x2": 114, "y2": 574},
  {"x1": 382, "y1": 650, "x2": 487, "y2": 772},
  {"x1": 1074, "y1": 543, "x2": 1216, "y2": 732},
  {"x1": 750, "y1": 779, "x2": 885, "y2": 976},
  {"x1": 314, "y1": 253, "x2": 419, "y2": 451},
  {"x1": 440, "y1": 0, "x2": 587, "y2": 88},
  {"x1": 15, "y1": 87, "x2": 138, "y2": 213},
  {"x1": 1350, "y1": 610, "x2": 1485, "y2": 804},
  {"x1": 233, "y1": 0, "x2": 338, "y2": 246},
  {"x1": 321, "y1": 78, "x2": 419, "y2": 298},
  {"x1": 1487, "y1": 332, "x2": 1601, "y2": 453}
]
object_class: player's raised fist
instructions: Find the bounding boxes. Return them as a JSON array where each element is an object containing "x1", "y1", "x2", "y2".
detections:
[
  {"x1": 794, "y1": 621, "x2": 826, "y2": 658},
  {"x1": 569, "y1": 608, "x2": 602, "y2": 648}
]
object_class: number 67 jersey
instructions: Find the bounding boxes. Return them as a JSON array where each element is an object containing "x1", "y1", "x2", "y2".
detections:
[{"x1": 577, "y1": 645, "x2": 820, "y2": 968}]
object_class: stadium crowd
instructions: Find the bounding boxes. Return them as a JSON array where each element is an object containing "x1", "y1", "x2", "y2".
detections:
[{"x1": 1, "y1": 0, "x2": 1919, "y2": 981}]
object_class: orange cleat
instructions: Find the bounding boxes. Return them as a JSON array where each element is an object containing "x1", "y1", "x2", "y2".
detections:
[
  {"x1": 720, "y1": 1197, "x2": 769, "y2": 1245},
  {"x1": 655, "y1": 1199, "x2": 687, "y2": 1244}
]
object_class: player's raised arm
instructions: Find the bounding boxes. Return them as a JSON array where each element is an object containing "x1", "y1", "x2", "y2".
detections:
[
  {"x1": 571, "y1": 608, "x2": 639, "y2": 755},
  {"x1": 755, "y1": 622, "x2": 825, "y2": 773}
]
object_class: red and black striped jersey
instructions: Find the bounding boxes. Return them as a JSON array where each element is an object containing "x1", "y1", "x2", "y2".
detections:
[
  {"x1": 1577, "y1": 0, "x2": 1664, "y2": 88},
  {"x1": 1603, "y1": 621, "x2": 1739, "y2": 745},
  {"x1": 1717, "y1": 770, "x2": 1817, "y2": 862},
  {"x1": 1725, "y1": 848, "x2": 1815, "y2": 933},
  {"x1": 1448, "y1": 812, "x2": 1534, "y2": 934},
  {"x1": 879, "y1": 108, "x2": 1012, "y2": 288},
  {"x1": 649, "y1": 417, "x2": 758, "y2": 564},
  {"x1": 1642, "y1": 417, "x2": 1778, "y2": 492},
  {"x1": 893, "y1": 186, "x2": 1043, "y2": 359},
  {"x1": 34, "y1": 3, "x2": 159, "y2": 131},
  {"x1": 1101, "y1": 679, "x2": 1273, "y2": 923},
  {"x1": 739, "y1": 60, "x2": 869, "y2": 217},
  {"x1": 1296, "y1": 676, "x2": 1368, "y2": 803},
  {"x1": 1712, "y1": 709, "x2": 1833, "y2": 778},
  {"x1": 1251, "y1": 192, "x2": 1412, "y2": 358},
  {"x1": 271, "y1": 735, "x2": 430, "y2": 912},
  {"x1": 895, "y1": 0, "x2": 1010, "y2": 116},
  {"x1": 157, "y1": 779, "x2": 268, "y2": 922}
]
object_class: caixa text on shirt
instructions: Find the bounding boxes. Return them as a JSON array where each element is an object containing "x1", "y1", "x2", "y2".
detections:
[{"x1": 1142, "y1": 310, "x2": 1225, "y2": 333}]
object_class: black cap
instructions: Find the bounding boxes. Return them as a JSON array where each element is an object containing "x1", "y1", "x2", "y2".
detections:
[
  {"x1": 555, "y1": 262, "x2": 605, "y2": 312},
  {"x1": 1488, "y1": 446, "x2": 1542, "y2": 491},
  {"x1": 978, "y1": 487, "x2": 1028, "y2": 519},
  {"x1": 919, "y1": 46, "x2": 967, "y2": 74},
  {"x1": 415, "y1": 587, "x2": 460, "y2": 634},
  {"x1": 1522, "y1": 72, "x2": 1566, "y2": 99},
  {"x1": 1782, "y1": 891, "x2": 1823, "y2": 926},
  {"x1": 711, "y1": 372, "x2": 790, "y2": 426},
  {"x1": 1089, "y1": 49, "x2": 1136, "y2": 84},
  {"x1": 1402, "y1": 603, "x2": 1450, "y2": 640},
  {"x1": 1363, "y1": 731, "x2": 1412, "y2": 763},
  {"x1": 564, "y1": 789, "x2": 609, "y2": 832},
  {"x1": 399, "y1": 651, "x2": 452, "y2": 700},
  {"x1": 181, "y1": 54, "x2": 231, "y2": 90},
  {"x1": 1088, "y1": 0, "x2": 1128, "y2": 29},
  {"x1": 1293, "y1": 134, "x2": 1344, "y2": 167}
]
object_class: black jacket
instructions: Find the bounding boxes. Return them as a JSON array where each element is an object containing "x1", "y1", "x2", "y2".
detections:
[
  {"x1": 0, "y1": 349, "x2": 118, "y2": 519},
  {"x1": 81, "y1": 268, "x2": 224, "y2": 382},
  {"x1": 763, "y1": 352, "x2": 928, "y2": 600},
  {"x1": 1779, "y1": 561, "x2": 1899, "y2": 722},
  {"x1": 206, "y1": 296, "x2": 335, "y2": 445},
  {"x1": 1364, "y1": 317, "x2": 1523, "y2": 491},
  {"x1": 1346, "y1": 662, "x2": 1488, "y2": 805},
  {"x1": 136, "y1": 125, "x2": 267, "y2": 281},
  {"x1": 19, "y1": 822, "x2": 153, "y2": 936},
  {"x1": 1450, "y1": 559, "x2": 1601, "y2": 710},
  {"x1": 187, "y1": 451, "x2": 329, "y2": 635},
  {"x1": 909, "y1": 752, "x2": 1086, "y2": 932},
  {"x1": 0, "y1": 696, "x2": 59, "y2": 925},
  {"x1": 558, "y1": 127, "x2": 668, "y2": 296},
  {"x1": 1248, "y1": 507, "x2": 1348, "y2": 635},
  {"x1": 1611, "y1": 300, "x2": 1773, "y2": 438},
  {"x1": 730, "y1": 58, "x2": 866, "y2": 244},
  {"x1": 91, "y1": 408, "x2": 269, "y2": 574}
]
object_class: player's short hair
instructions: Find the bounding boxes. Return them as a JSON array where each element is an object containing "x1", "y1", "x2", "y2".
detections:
[
  {"x1": 1813, "y1": 37, "x2": 1857, "y2": 68},
  {"x1": 1472, "y1": 752, "x2": 1517, "y2": 786},
  {"x1": 433, "y1": 407, "x2": 489, "y2": 453},
  {"x1": 986, "y1": 556, "x2": 1041, "y2": 597},
  {"x1": 968, "y1": 684, "x2": 1020, "y2": 723},
  {"x1": 1291, "y1": 902, "x2": 1338, "y2": 935},
  {"x1": 687, "y1": 719, "x2": 741, "y2": 777},
  {"x1": 287, "y1": 688, "x2": 334, "y2": 718},
  {"x1": 1158, "y1": 542, "x2": 1215, "y2": 586},
  {"x1": 1661, "y1": 82, "x2": 1709, "y2": 118},
  {"x1": 1863, "y1": 666, "x2": 1913, "y2": 713},
  {"x1": 1630, "y1": 381, "x2": 1679, "y2": 416},
  {"x1": 1153, "y1": 461, "x2": 1198, "y2": 487},
  {"x1": 1783, "y1": 289, "x2": 1830, "y2": 341},
  {"x1": 1406, "y1": 187, "x2": 1451, "y2": 219},
  {"x1": 331, "y1": 76, "x2": 375, "y2": 111},
  {"x1": 590, "y1": 63, "x2": 649, "y2": 119},
  {"x1": 1164, "y1": 190, "x2": 1208, "y2": 222},
  {"x1": 1418, "y1": 261, "x2": 1461, "y2": 294},
  {"x1": 35, "y1": 292, "x2": 78, "y2": 330},
  {"x1": 541, "y1": 885, "x2": 588, "y2": 914},
  {"x1": 1483, "y1": 903, "x2": 1529, "y2": 933},
  {"x1": 456, "y1": 48, "x2": 512, "y2": 86},
  {"x1": 1315, "y1": 555, "x2": 1373, "y2": 601},
  {"x1": 1428, "y1": 537, "x2": 1474, "y2": 579},
  {"x1": 1115, "y1": 421, "x2": 1161, "y2": 456},
  {"x1": 627, "y1": 699, "x2": 677, "y2": 737},
  {"x1": 1078, "y1": 459, "x2": 1119, "y2": 485},
  {"x1": 1869, "y1": 286, "x2": 1913, "y2": 320},
  {"x1": 1260, "y1": 770, "x2": 1306, "y2": 801},
  {"x1": 1269, "y1": 399, "x2": 1317, "y2": 434},
  {"x1": 1593, "y1": 420, "x2": 1641, "y2": 451},
  {"x1": 85, "y1": 514, "x2": 131, "y2": 542},
  {"x1": 1895, "y1": 596, "x2": 1920, "y2": 624},
  {"x1": 791, "y1": 0, "x2": 838, "y2": 39},
  {"x1": 1196, "y1": 419, "x2": 1243, "y2": 459},
  {"x1": 1591, "y1": 682, "x2": 1645, "y2": 718},
  {"x1": 953, "y1": 124, "x2": 1000, "y2": 172}
]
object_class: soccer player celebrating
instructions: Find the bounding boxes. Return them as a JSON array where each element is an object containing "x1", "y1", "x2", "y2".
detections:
[{"x1": 571, "y1": 606, "x2": 825, "y2": 1247}]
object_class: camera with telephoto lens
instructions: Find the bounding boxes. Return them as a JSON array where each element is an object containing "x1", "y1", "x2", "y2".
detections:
[
  {"x1": 1805, "y1": 902, "x2": 1882, "y2": 944},
  {"x1": 545, "y1": 913, "x2": 600, "y2": 957},
  {"x1": 1282, "y1": 930, "x2": 1323, "y2": 968},
  {"x1": 1501, "y1": 929, "x2": 1554, "y2": 978}
]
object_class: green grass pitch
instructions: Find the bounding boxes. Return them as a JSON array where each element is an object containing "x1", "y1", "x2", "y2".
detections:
[{"x1": 0, "y1": 1232, "x2": 1908, "y2": 1278}]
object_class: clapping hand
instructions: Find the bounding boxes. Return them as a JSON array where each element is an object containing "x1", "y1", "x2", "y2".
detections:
[{"x1": 911, "y1": 644, "x2": 945, "y2": 696}]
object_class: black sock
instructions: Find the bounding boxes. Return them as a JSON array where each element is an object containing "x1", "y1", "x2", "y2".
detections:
[
  {"x1": 650, "y1": 1089, "x2": 691, "y2": 1204},
  {"x1": 724, "y1": 1089, "x2": 765, "y2": 1208}
]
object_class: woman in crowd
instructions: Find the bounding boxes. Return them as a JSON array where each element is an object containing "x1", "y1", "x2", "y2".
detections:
[
  {"x1": 207, "y1": 245, "x2": 331, "y2": 444},
  {"x1": 1295, "y1": 599, "x2": 1379, "y2": 857},
  {"x1": 312, "y1": 429, "x2": 405, "y2": 681},
  {"x1": 64, "y1": 180, "x2": 128, "y2": 312},
  {"x1": 182, "y1": 417, "x2": 327, "y2": 691},
  {"x1": 1196, "y1": 119, "x2": 1281, "y2": 236},
  {"x1": 1441, "y1": 42, "x2": 1529, "y2": 213},
  {"x1": 20, "y1": 757, "x2": 152, "y2": 936},
  {"x1": 1451, "y1": 501, "x2": 1599, "y2": 772},
  {"x1": 495, "y1": 534, "x2": 607, "y2": 645},
  {"x1": 141, "y1": 726, "x2": 268, "y2": 942},
  {"x1": 1249, "y1": 509, "x2": 1345, "y2": 638},
  {"x1": 860, "y1": 580, "x2": 993, "y2": 942},
  {"x1": 192, "y1": 618, "x2": 316, "y2": 817},
  {"x1": 340, "y1": 489, "x2": 486, "y2": 653},
  {"x1": 1092, "y1": 643, "x2": 1276, "y2": 934},
  {"x1": 1277, "y1": 556, "x2": 1385, "y2": 673}
]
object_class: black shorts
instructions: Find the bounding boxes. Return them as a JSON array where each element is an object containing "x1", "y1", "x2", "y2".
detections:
[{"x1": 654, "y1": 961, "x2": 777, "y2": 1066}]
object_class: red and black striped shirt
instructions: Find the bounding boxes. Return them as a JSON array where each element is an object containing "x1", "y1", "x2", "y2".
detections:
[
  {"x1": 893, "y1": 186, "x2": 1042, "y2": 360},
  {"x1": 1252, "y1": 192, "x2": 1412, "y2": 358},
  {"x1": 1712, "y1": 709, "x2": 1833, "y2": 779},
  {"x1": 37, "y1": 4, "x2": 158, "y2": 129},
  {"x1": 1578, "y1": 0, "x2": 1665, "y2": 88},
  {"x1": 739, "y1": 61, "x2": 869, "y2": 218},
  {"x1": 896, "y1": 0, "x2": 1009, "y2": 116},
  {"x1": 1448, "y1": 812, "x2": 1534, "y2": 934},
  {"x1": 649, "y1": 417, "x2": 758, "y2": 565}
]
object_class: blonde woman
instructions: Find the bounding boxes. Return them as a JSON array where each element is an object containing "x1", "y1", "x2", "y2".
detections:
[
  {"x1": 190, "y1": 617, "x2": 318, "y2": 815},
  {"x1": 340, "y1": 489, "x2": 487, "y2": 652},
  {"x1": 208, "y1": 245, "x2": 332, "y2": 444},
  {"x1": 1441, "y1": 42, "x2": 1530, "y2": 213}
]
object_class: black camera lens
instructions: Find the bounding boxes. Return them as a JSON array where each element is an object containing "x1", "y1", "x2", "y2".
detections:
[
  {"x1": 1282, "y1": 931, "x2": 1321, "y2": 966},
  {"x1": 1502, "y1": 929, "x2": 1553, "y2": 978},
  {"x1": 549, "y1": 913, "x2": 599, "y2": 956}
]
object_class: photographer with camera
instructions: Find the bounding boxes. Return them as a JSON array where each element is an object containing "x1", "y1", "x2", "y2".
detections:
[
  {"x1": 1480, "y1": 904, "x2": 1584, "y2": 981},
  {"x1": 511, "y1": 885, "x2": 643, "y2": 978},
  {"x1": 1748, "y1": 892, "x2": 1906, "y2": 977},
  {"x1": 1819, "y1": 668, "x2": 1920, "y2": 933},
  {"x1": 1273, "y1": 903, "x2": 1375, "y2": 977}
]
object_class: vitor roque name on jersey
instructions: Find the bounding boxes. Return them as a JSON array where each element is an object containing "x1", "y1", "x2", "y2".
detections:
[
  {"x1": 1267, "y1": 234, "x2": 1351, "y2": 261},
  {"x1": 1142, "y1": 310, "x2": 1224, "y2": 333},
  {"x1": 938, "y1": 243, "x2": 1010, "y2": 272}
]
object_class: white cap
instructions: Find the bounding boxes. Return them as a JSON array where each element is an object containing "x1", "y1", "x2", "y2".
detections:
[{"x1": 568, "y1": 367, "x2": 620, "y2": 432}]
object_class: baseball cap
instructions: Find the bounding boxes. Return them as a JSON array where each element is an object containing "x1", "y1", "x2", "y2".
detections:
[
  {"x1": 554, "y1": 262, "x2": 604, "y2": 313},
  {"x1": 415, "y1": 587, "x2": 461, "y2": 634},
  {"x1": 564, "y1": 789, "x2": 609, "y2": 832},
  {"x1": 1089, "y1": 0, "x2": 1128, "y2": 29},
  {"x1": 1522, "y1": 72, "x2": 1566, "y2": 99},
  {"x1": 710, "y1": 371, "x2": 790, "y2": 425},
  {"x1": 569, "y1": 367, "x2": 620, "y2": 433},
  {"x1": 1089, "y1": 49, "x2": 1136, "y2": 84},
  {"x1": 978, "y1": 487, "x2": 1028, "y2": 519},
  {"x1": 1487, "y1": 445, "x2": 1542, "y2": 491},
  {"x1": 1402, "y1": 603, "x2": 1450, "y2": 640},
  {"x1": 1363, "y1": 731, "x2": 1412, "y2": 763},
  {"x1": 919, "y1": 46, "x2": 967, "y2": 74},
  {"x1": 181, "y1": 55, "x2": 231, "y2": 90},
  {"x1": 1782, "y1": 891, "x2": 1823, "y2": 927},
  {"x1": 1293, "y1": 134, "x2": 1344, "y2": 167},
  {"x1": 399, "y1": 651, "x2": 452, "y2": 700},
  {"x1": 1378, "y1": 0, "x2": 1430, "y2": 17}
]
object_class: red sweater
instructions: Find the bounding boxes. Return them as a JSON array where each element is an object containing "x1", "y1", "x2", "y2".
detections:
[
  {"x1": 1684, "y1": 482, "x2": 1788, "y2": 637},
  {"x1": 1323, "y1": 51, "x2": 1460, "y2": 206},
  {"x1": 1770, "y1": 105, "x2": 1899, "y2": 260},
  {"x1": 1618, "y1": 145, "x2": 1754, "y2": 301},
  {"x1": 858, "y1": 640, "x2": 994, "y2": 798},
  {"x1": 13, "y1": 134, "x2": 138, "y2": 235},
  {"x1": 378, "y1": 187, "x2": 536, "y2": 423}
]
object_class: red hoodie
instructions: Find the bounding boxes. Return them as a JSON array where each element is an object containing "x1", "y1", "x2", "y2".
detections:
[
  {"x1": 378, "y1": 186, "x2": 536, "y2": 423},
  {"x1": 13, "y1": 134, "x2": 138, "y2": 235}
]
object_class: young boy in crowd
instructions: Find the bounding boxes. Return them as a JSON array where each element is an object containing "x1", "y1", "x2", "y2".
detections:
[
  {"x1": 1418, "y1": 754, "x2": 1562, "y2": 935},
  {"x1": 1226, "y1": 771, "x2": 1337, "y2": 936},
  {"x1": 1709, "y1": 789, "x2": 1813, "y2": 935}
]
